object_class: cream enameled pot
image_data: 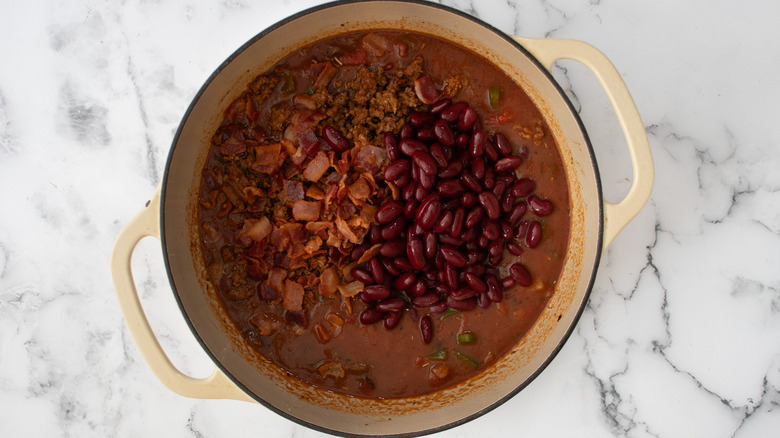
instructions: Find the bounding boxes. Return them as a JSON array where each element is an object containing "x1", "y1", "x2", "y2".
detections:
[{"x1": 111, "y1": 1, "x2": 653, "y2": 436}]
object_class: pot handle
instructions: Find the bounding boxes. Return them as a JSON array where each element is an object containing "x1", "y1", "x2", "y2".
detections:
[
  {"x1": 110, "y1": 186, "x2": 253, "y2": 402},
  {"x1": 512, "y1": 37, "x2": 654, "y2": 247}
]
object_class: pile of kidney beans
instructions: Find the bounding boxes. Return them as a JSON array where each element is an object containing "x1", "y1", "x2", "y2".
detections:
[{"x1": 348, "y1": 98, "x2": 554, "y2": 344}]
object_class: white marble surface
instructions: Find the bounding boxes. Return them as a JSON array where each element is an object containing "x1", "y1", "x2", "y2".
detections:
[{"x1": 1, "y1": 0, "x2": 779, "y2": 436}]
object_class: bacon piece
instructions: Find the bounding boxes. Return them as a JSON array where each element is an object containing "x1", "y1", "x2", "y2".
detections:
[
  {"x1": 337, "y1": 280, "x2": 363, "y2": 298},
  {"x1": 252, "y1": 143, "x2": 284, "y2": 174},
  {"x1": 292, "y1": 200, "x2": 322, "y2": 221},
  {"x1": 347, "y1": 174, "x2": 372, "y2": 205},
  {"x1": 266, "y1": 267, "x2": 287, "y2": 293},
  {"x1": 240, "y1": 217, "x2": 272, "y2": 245},
  {"x1": 249, "y1": 313, "x2": 281, "y2": 336},
  {"x1": 305, "y1": 185, "x2": 325, "y2": 200},
  {"x1": 312, "y1": 62, "x2": 338, "y2": 89},
  {"x1": 305, "y1": 221, "x2": 330, "y2": 239},
  {"x1": 318, "y1": 266, "x2": 340, "y2": 297},
  {"x1": 282, "y1": 279, "x2": 304, "y2": 312},
  {"x1": 351, "y1": 145, "x2": 388, "y2": 174},
  {"x1": 361, "y1": 33, "x2": 389, "y2": 57},
  {"x1": 303, "y1": 151, "x2": 330, "y2": 182},
  {"x1": 282, "y1": 180, "x2": 305, "y2": 204},
  {"x1": 339, "y1": 47, "x2": 369, "y2": 65},
  {"x1": 335, "y1": 215, "x2": 359, "y2": 244},
  {"x1": 219, "y1": 134, "x2": 246, "y2": 156}
]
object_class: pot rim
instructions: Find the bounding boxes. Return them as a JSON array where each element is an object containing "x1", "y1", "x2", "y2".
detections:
[{"x1": 159, "y1": 1, "x2": 604, "y2": 436}]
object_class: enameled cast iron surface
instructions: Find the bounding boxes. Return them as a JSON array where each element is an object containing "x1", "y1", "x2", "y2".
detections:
[{"x1": 159, "y1": 1, "x2": 602, "y2": 436}]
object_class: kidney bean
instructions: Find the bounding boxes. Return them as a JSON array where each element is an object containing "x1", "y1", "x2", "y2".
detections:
[
  {"x1": 393, "y1": 257, "x2": 415, "y2": 272},
  {"x1": 322, "y1": 125, "x2": 349, "y2": 151},
  {"x1": 433, "y1": 210, "x2": 454, "y2": 233},
  {"x1": 383, "y1": 132, "x2": 400, "y2": 161},
  {"x1": 488, "y1": 239, "x2": 504, "y2": 258},
  {"x1": 465, "y1": 262, "x2": 486, "y2": 276},
  {"x1": 399, "y1": 138, "x2": 427, "y2": 156},
  {"x1": 409, "y1": 111, "x2": 435, "y2": 127},
  {"x1": 440, "y1": 245, "x2": 467, "y2": 267},
  {"x1": 433, "y1": 119, "x2": 456, "y2": 146},
  {"x1": 419, "y1": 170, "x2": 437, "y2": 190},
  {"x1": 486, "y1": 275, "x2": 503, "y2": 302},
  {"x1": 528, "y1": 195, "x2": 554, "y2": 216},
  {"x1": 380, "y1": 256, "x2": 402, "y2": 277},
  {"x1": 454, "y1": 133, "x2": 468, "y2": 149},
  {"x1": 375, "y1": 200, "x2": 404, "y2": 224},
  {"x1": 429, "y1": 301, "x2": 448, "y2": 314},
  {"x1": 381, "y1": 216, "x2": 407, "y2": 240},
  {"x1": 489, "y1": 253, "x2": 503, "y2": 266},
  {"x1": 478, "y1": 235, "x2": 489, "y2": 248},
  {"x1": 440, "y1": 198, "x2": 461, "y2": 212},
  {"x1": 500, "y1": 221, "x2": 514, "y2": 239},
  {"x1": 412, "y1": 150, "x2": 438, "y2": 175},
  {"x1": 420, "y1": 315, "x2": 434, "y2": 344},
  {"x1": 438, "y1": 160, "x2": 463, "y2": 178},
  {"x1": 410, "y1": 279, "x2": 427, "y2": 296},
  {"x1": 471, "y1": 157, "x2": 486, "y2": 179},
  {"x1": 463, "y1": 251, "x2": 479, "y2": 267},
  {"x1": 507, "y1": 241, "x2": 524, "y2": 256},
  {"x1": 439, "y1": 235, "x2": 462, "y2": 248},
  {"x1": 429, "y1": 143, "x2": 448, "y2": 168},
  {"x1": 470, "y1": 130, "x2": 487, "y2": 157},
  {"x1": 445, "y1": 263, "x2": 460, "y2": 289},
  {"x1": 401, "y1": 182, "x2": 416, "y2": 202},
  {"x1": 351, "y1": 267, "x2": 375, "y2": 285},
  {"x1": 384, "y1": 311, "x2": 403, "y2": 330},
  {"x1": 495, "y1": 156, "x2": 524, "y2": 173},
  {"x1": 446, "y1": 295, "x2": 477, "y2": 311},
  {"x1": 423, "y1": 270, "x2": 438, "y2": 281},
  {"x1": 449, "y1": 207, "x2": 465, "y2": 238},
  {"x1": 478, "y1": 191, "x2": 500, "y2": 220},
  {"x1": 400, "y1": 123, "x2": 414, "y2": 139},
  {"x1": 485, "y1": 141, "x2": 499, "y2": 161},
  {"x1": 350, "y1": 242, "x2": 370, "y2": 261},
  {"x1": 363, "y1": 285, "x2": 391, "y2": 301},
  {"x1": 380, "y1": 239, "x2": 405, "y2": 258},
  {"x1": 376, "y1": 297, "x2": 406, "y2": 313},
  {"x1": 411, "y1": 161, "x2": 420, "y2": 183},
  {"x1": 424, "y1": 231, "x2": 438, "y2": 259},
  {"x1": 461, "y1": 172, "x2": 482, "y2": 192},
  {"x1": 415, "y1": 184, "x2": 431, "y2": 202},
  {"x1": 461, "y1": 192, "x2": 478, "y2": 208},
  {"x1": 440, "y1": 101, "x2": 467, "y2": 123},
  {"x1": 478, "y1": 292, "x2": 491, "y2": 309},
  {"x1": 514, "y1": 220, "x2": 530, "y2": 240},
  {"x1": 508, "y1": 202, "x2": 527, "y2": 225},
  {"x1": 501, "y1": 276, "x2": 516, "y2": 289},
  {"x1": 438, "y1": 179, "x2": 466, "y2": 197},
  {"x1": 492, "y1": 181, "x2": 507, "y2": 201},
  {"x1": 416, "y1": 127, "x2": 435, "y2": 142},
  {"x1": 415, "y1": 199, "x2": 441, "y2": 230},
  {"x1": 404, "y1": 200, "x2": 418, "y2": 220},
  {"x1": 393, "y1": 271, "x2": 417, "y2": 291},
  {"x1": 450, "y1": 287, "x2": 477, "y2": 301},
  {"x1": 384, "y1": 159, "x2": 411, "y2": 183},
  {"x1": 464, "y1": 206, "x2": 484, "y2": 229},
  {"x1": 368, "y1": 257, "x2": 386, "y2": 284},
  {"x1": 369, "y1": 224, "x2": 383, "y2": 244},
  {"x1": 413, "y1": 292, "x2": 441, "y2": 307},
  {"x1": 430, "y1": 98, "x2": 452, "y2": 114},
  {"x1": 478, "y1": 221, "x2": 497, "y2": 241},
  {"x1": 493, "y1": 132, "x2": 513, "y2": 156},
  {"x1": 458, "y1": 106, "x2": 478, "y2": 132},
  {"x1": 511, "y1": 178, "x2": 536, "y2": 198},
  {"x1": 360, "y1": 308, "x2": 384, "y2": 325},
  {"x1": 501, "y1": 191, "x2": 515, "y2": 213},
  {"x1": 463, "y1": 272, "x2": 488, "y2": 294},
  {"x1": 526, "y1": 221, "x2": 543, "y2": 248},
  {"x1": 509, "y1": 263, "x2": 532, "y2": 287},
  {"x1": 434, "y1": 250, "x2": 445, "y2": 269},
  {"x1": 407, "y1": 237, "x2": 426, "y2": 270},
  {"x1": 482, "y1": 168, "x2": 495, "y2": 190}
]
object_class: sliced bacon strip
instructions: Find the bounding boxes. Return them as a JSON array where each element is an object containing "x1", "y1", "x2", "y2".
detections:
[
  {"x1": 318, "y1": 266, "x2": 340, "y2": 297},
  {"x1": 282, "y1": 279, "x2": 305, "y2": 312},
  {"x1": 292, "y1": 200, "x2": 322, "y2": 221},
  {"x1": 303, "y1": 151, "x2": 330, "y2": 182}
]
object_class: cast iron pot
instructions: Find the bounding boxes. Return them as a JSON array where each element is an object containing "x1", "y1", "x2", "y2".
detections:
[{"x1": 111, "y1": 1, "x2": 653, "y2": 436}]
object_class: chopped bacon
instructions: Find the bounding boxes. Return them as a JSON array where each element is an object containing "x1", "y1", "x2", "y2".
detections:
[
  {"x1": 322, "y1": 182, "x2": 339, "y2": 210},
  {"x1": 351, "y1": 145, "x2": 388, "y2": 174},
  {"x1": 293, "y1": 93, "x2": 318, "y2": 110},
  {"x1": 312, "y1": 62, "x2": 338, "y2": 89},
  {"x1": 304, "y1": 236, "x2": 323, "y2": 253},
  {"x1": 305, "y1": 185, "x2": 325, "y2": 200},
  {"x1": 339, "y1": 47, "x2": 369, "y2": 65},
  {"x1": 347, "y1": 175, "x2": 372, "y2": 205},
  {"x1": 361, "y1": 33, "x2": 389, "y2": 57},
  {"x1": 305, "y1": 221, "x2": 330, "y2": 239},
  {"x1": 317, "y1": 361, "x2": 345, "y2": 379},
  {"x1": 266, "y1": 267, "x2": 287, "y2": 292},
  {"x1": 282, "y1": 180, "x2": 305, "y2": 204},
  {"x1": 219, "y1": 134, "x2": 246, "y2": 156},
  {"x1": 252, "y1": 143, "x2": 284, "y2": 174},
  {"x1": 335, "y1": 215, "x2": 359, "y2": 243},
  {"x1": 356, "y1": 243, "x2": 382, "y2": 265},
  {"x1": 292, "y1": 200, "x2": 322, "y2": 221},
  {"x1": 240, "y1": 217, "x2": 272, "y2": 245},
  {"x1": 303, "y1": 151, "x2": 330, "y2": 182},
  {"x1": 282, "y1": 279, "x2": 305, "y2": 312},
  {"x1": 337, "y1": 280, "x2": 363, "y2": 298},
  {"x1": 249, "y1": 313, "x2": 281, "y2": 336},
  {"x1": 318, "y1": 266, "x2": 340, "y2": 297}
]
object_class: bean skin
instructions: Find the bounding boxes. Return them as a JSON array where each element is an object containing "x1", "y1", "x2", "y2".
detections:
[
  {"x1": 384, "y1": 159, "x2": 411, "y2": 183},
  {"x1": 457, "y1": 106, "x2": 478, "y2": 132},
  {"x1": 322, "y1": 125, "x2": 350, "y2": 151},
  {"x1": 461, "y1": 192, "x2": 478, "y2": 208},
  {"x1": 456, "y1": 132, "x2": 470, "y2": 149},
  {"x1": 376, "y1": 297, "x2": 406, "y2": 313},
  {"x1": 438, "y1": 179, "x2": 466, "y2": 197},
  {"x1": 471, "y1": 157, "x2": 485, "y2": 179},
  {"x1": 413, "y1": 292, "x2": 441, "y2": 307},
  {"x1": 380, "y1": 215, "x2": 406, "y2": 240},
  {"x1": 380, "y1": 239, "x2": 406, "y2": 258},
  {"x1": 393, "y1": 257, "x2": 415, "y2": 272},
  {"x1": 429, "y1": 301, "x2": 448, "y2": 313},
  {"x1": 507, "y1": 241, "x2": 524, "y2": 256},
  {"x1": 461, "y1": 172, "x2": 482, "y2": 192},
  {"x1": 482, "y1": 220, "x2": 500, "y2": 240},
  {"x1": 419, "y1": 170, "x2": 436, "y2": 190},
  {"x1": 429, "y1": 143, "x2": 449, "y2": 168},
  {"x1": 449, "y1": 207, "x2": 466, "y2": 238},
  {"x1": 384, "y1": 311, "x2": 403, "y2": 330},
  {"x1": 351, "y1": 268, "x2": 375, "y2": 284},
  {"x1": 445, "y1": 263, "x2": 460, "y2": 289},
  {"x1": 368, "y1": 257, "x2": 386, "y2": 284},
  {"x1": 486, "y1": 275, "x2": 503, "y2": 302},
  {"x1": 438, "y1": 160, "x2": 463, "y2": 179},
  {"x1": 508, "y1": 202, "x2": 528, "y2": 225},
  {"x1": 493, "y1": 132, "x2": 513, "y2": 156},
  {"x1": 430, "y1": 98, "x2": 452, "y2": 114},
  {"x1": 399, "y1": 138, "x2": 428, "y2": 156},
  {"x1": 440, "y1": 102, "x2": 467, "y2": 123},
  {"x1": 383, "y1": 132, "x2": 401, "y2": 161},
  {"x1": 424, "y1": 231, "x2": 438, "y2": 259},
  {"x1": 410, "y1": 279, "x2": 427, "y2": 296},
  {"x1": 440, "y1": 245, "x2": 467, "y2": 267},
  {"x1": 495, "y1": 156, "x2": 524, "y2": 173},
  {"x1": 399, "y1": 123, "x2": 414, "y2": 139},
  {"x1": 416, "y1": 198, "x2": 442, "y2": 230},
  {"x1": 470, "y1": 130, "x2": 487, "y2": 157},
  {"x1": 511, "y1": 178, "x2": 536, "y2": 198},
  {"x1": 501, "y1": 276, "x2": 516, "y2": 289},
  {"x1": 409, "y1": 111, "x2": 436, "y2": 127},
  {"x1": 393, "y1": 271, "x2": 417, "y2": 290},
  {"x1": 412, "y1": 150, "x2": 438, "y2": 175},
  {"x1": 404, "y1": 199, "x2": 418, "y2": 219},
  {"x1": 446, "y1": 295, "x2": 477, "y2": 311},
  {"x1": 433, "y1": 210, "x2": 454, "y2": 233},
  {"x1": 484, "y1": 141, "x2": 499, "y2": 161},
  {"x1": 450, "y1": 287, "x2": 477, "y2": 301},
  {"x1": 465, "y1": 206, "x2": 484, "y2": 228}
]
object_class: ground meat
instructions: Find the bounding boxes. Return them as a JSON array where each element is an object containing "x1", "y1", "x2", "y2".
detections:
[
  {"x1": 269, "y1": 101, "x2": 293, "y2": 133},
  {"x1": 249, "y1": 74, "x2": 281, "y2": 104},
  {"x1": 443, "y1": 74, "x2": 469, "y2": 98}
]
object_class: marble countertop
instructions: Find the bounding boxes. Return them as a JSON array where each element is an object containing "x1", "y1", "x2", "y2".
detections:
[{"x1": 2, "y1": 0, "x2": 779, "y2": 436}]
